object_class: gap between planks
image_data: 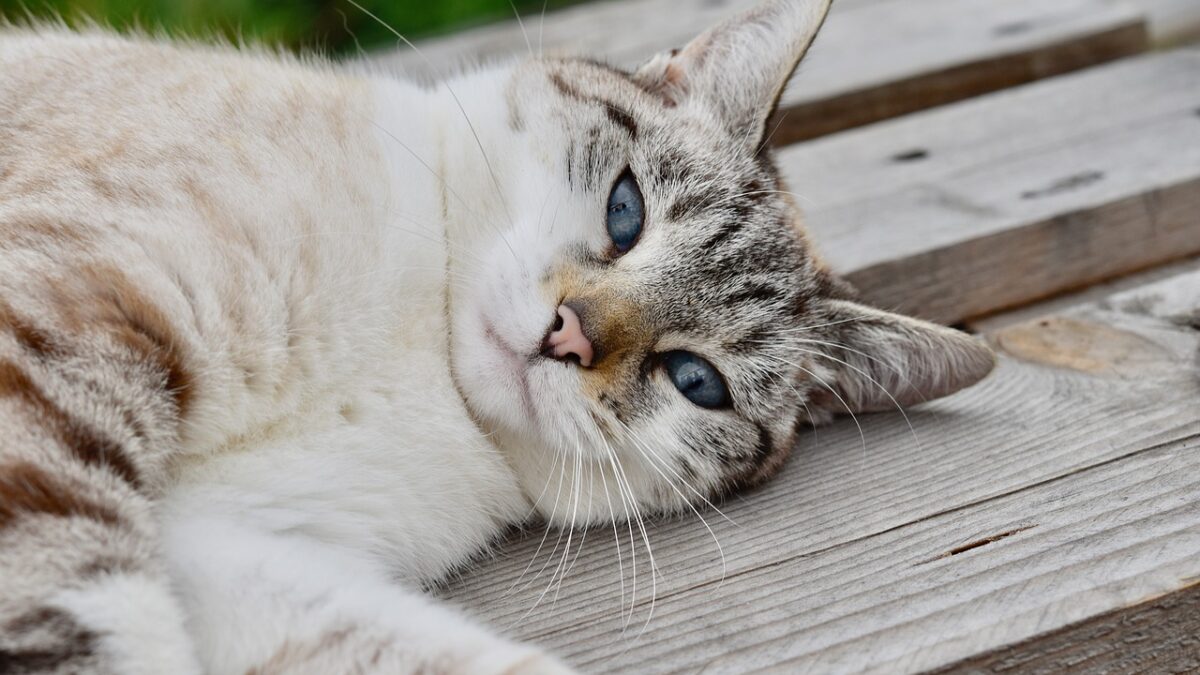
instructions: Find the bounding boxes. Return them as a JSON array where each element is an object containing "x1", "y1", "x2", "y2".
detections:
[
  {"x1": 933, "y1": 578, "x2": 1200, "y2": 673},
  {"x1": 787, "y1": 48, "x2": 1200, "y2": 325},
  {"x1": 368, "y1": 0, "x2": 1147, "y2": 146}
]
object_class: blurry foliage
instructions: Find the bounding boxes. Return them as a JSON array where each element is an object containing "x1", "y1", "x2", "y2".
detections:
[{"x1": 0, "y1": 0, "x2": 588, "y2": 55}]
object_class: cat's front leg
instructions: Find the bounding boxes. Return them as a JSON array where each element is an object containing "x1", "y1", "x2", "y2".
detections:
[
  {"x1": 163, "y1": 513, "x2": 574, "y2": 675},
  {"x1": 0, "y1": 303, "x2": 203, "y2": 674}
]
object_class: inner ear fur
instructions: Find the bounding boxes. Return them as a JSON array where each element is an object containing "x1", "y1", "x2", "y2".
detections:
[
  {"x1": 811, "y1": 299, "x2": 997, "y2": 415},
  {"x1": 632, "y1": 0, "x2": 833, "y2": 149}
]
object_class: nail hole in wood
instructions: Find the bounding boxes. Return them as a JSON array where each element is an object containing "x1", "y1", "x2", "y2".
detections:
[
  {"x1": 892, "y1": 148, "x2": 929, "y2": 163},
  {"x1": 915, "y1": 525, "x2": 1037, "y2": 566},
  {"x1": 994, "y1": 21, "x2": 1033, "y2": 37},
  {"x1": 1021, "y1": 170, "x2": 1104, "y2": 200}
]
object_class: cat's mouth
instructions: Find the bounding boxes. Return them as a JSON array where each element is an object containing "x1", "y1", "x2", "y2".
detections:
[{"x1": 482, "y1": 320, "x2": 538, "y2": 422}]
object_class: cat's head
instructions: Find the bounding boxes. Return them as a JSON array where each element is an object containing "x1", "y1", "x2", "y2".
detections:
[{"x1": 441, "y1": 0, "x2": 994, "y2": 524}]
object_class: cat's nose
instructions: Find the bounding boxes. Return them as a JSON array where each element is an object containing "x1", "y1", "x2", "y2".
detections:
[{"x1": 542, "y1": 304, "x2": 594, "y2": 368}]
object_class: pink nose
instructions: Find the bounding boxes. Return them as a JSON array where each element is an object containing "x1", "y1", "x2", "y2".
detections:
[{"x1": 543, "y1": 304, "x2": 594, "y2": 367}]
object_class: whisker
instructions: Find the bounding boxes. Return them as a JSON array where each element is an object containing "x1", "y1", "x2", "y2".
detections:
[
  {"x1": 605, "y1": 442, "x2": 659, "y2": 639},
  {"x1": 770, "y1": 315, "x2": 873, "y2": 333},
  {"x1": 549, "y1": 440, "x2": 584, "y2": 602},
  {"x1": 346, "y1": 0, "x2": 521, "y2": 261},
  {"x1": 600, "y1": 437, "x2": 643, "y2": 630},
  {"x1": 595, "y1": 446, "x2": 627, "y2": 617},
  {"x1": 612, "y1": 417, "x2": 737, "y2": 528},
  {"x1": 708, "y1": 187, "x2": 814, "y2": 209},
  {"x1": 781, "y1": 344, "x2": 923, "y2": 454},
  {"x1": 755, "y1": 109, "x2": 790, "y2": 155},
  {"x1": 560, "y1": 453, "x2": 592, "y2": 588},
  {"x1": 618, "y1": 424, "x2": 729, "y2": 588},
  {"x1": 761, "y1": 354, "x2": 868, "y2": 460},
  {"x1": 537, "y1": 0, "x2": 550, "y2": 57},
  {"x1": 507, "y1": 447, "x2": 570, "y2": 620},
  {"x1": 505, "y1": 445, "x2": 565, "y2": 596},
  {"x1": 508, "y1": 0, "x2": 534, "y2": 58},
  {"x1": 359, "y1": 114, "x2": 482, "y2": 221},
  {"x1": 791, "y1": 336, "x2": 927, "y2": 404}
]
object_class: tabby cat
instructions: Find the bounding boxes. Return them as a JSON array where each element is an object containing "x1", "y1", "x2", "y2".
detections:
[{"x1": 0, "y1": 0, "x2": 994, "y2": 671}]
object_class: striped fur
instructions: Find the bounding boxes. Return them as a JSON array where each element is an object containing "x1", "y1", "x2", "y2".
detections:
[{"x1": 0, "y1": 1, "x2": 994, "y2": 673}]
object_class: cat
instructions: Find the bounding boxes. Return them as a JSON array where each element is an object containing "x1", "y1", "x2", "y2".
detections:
[{"x1": 0, "y1": 0, "x2": 996, "y2": 672}]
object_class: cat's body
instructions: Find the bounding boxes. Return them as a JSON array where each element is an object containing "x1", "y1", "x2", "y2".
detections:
[
  {"x1": 0, "y1": 3, "x2": 996, "y2": 672},
  {"x1": 0, "y1": 29, "x2": 545, "y2": 673}
]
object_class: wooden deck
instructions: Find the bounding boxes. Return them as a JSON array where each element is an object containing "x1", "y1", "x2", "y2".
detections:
[{"x1": 375, "y1": 1, "x2": 1200, "y2": 672}]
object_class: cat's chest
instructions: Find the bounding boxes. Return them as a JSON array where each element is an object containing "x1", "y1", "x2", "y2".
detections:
[
  {"x1": 161, "y1": 74, "x2": 453, "y2": 447},
  {"x1": 161, "y1": 78, "x2": 529, "y2": 576}
]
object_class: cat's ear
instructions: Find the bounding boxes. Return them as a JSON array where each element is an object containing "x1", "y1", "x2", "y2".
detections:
[
  {"x1": 809, "y1": 299, "x2": 996, "y2": 415},
  {"x1": 632, "y1": 0, "x2": 832, "y2": 149}
]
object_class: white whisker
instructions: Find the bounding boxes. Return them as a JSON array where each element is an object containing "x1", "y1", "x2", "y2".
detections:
[
  {"x1": 346, "y1": 0, "x2": 521, "y2": 262},
  {"x1": 508, "y1": 0, "x2": 534, "y2": 58}
]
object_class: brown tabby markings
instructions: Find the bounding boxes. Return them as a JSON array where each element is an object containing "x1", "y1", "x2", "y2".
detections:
[
  {"x1": 0, "y1": 217, "x2": 88, "y2": 253},
  {"x1": 0, "y1": 461, "x2": 120, "y2": 530},
  {"x1": 1, "y1": 606, "x2": 99, "y2": 673},
  {"x1": 0, "y1": 359, "x2": 139, "y2": 488},
  {"x1": 53, "y1": 265, "x2": 194, "y2": 415},
  {"x1": 548, "y1": 70, "x2": 638, "y2": 140}
]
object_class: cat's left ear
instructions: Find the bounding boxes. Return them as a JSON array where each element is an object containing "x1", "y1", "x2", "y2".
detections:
[
  {"x1": 632, "y1": 0, "x2": 832, "y2": 149},
  {"x1": 810, "y1": 299, "x2": 997, "y2": 415}
]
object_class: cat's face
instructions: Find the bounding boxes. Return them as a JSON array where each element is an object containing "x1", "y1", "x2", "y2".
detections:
[{"x1": 444, "y1": 0, "x2": 994, "y2": 525}]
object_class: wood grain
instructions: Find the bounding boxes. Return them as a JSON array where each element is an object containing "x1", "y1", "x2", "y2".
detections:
[
  {"x1": 1119, "y1": 0, "x2": 1200, "y2": 45},
  {"x1": 369, "y1": 0, "x2": 1147, "y2": 145},
  {"x1": 934, "y1": 580, "x2": 1200, "y2": 674},
  {"x1": 442, "y1": 268, "x2": 1200, "y2": 672},
  {"x1": 968, "y1": 257, "x2": 1200, "y2": 334},
  {"x1": 787, "y1": 49, "x2": 1200, "y2": 324}
]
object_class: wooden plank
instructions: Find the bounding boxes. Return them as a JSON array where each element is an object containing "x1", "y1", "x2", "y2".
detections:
[
  {"x1": 935, "y1": 581, "x2": 1200, "y2": 674},
  {"x1": 968, "y1": 256, "x2": 1200, "y2": 334},
  {"x1": 1119, "y1": 0, "x2": 1200, "y2": 45},
  {"x1": 785, "y1": 48, "x2": 1200, "y2": 324},
  {"x1": 369, "y1": 0, "x2": 1147, "y2": 144},
  {"x1": 442, "y1": 268, "x2": 1200, "y2": 672}
]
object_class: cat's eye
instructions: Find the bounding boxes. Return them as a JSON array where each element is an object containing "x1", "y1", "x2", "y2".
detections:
[
  {"x1": 662, "y1": 351, "x2": 731, "y2": 409},
  {"x1": 606, "y1": 169, "x2": 644, "y2": 253}
]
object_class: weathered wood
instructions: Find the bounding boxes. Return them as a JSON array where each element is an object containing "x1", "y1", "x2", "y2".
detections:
[
  {"x1": 768, "y1": 0, "x2": 1147, "y2": 143},
  {"x1": 371, "y1": 0, "x2": 1147, "y2": 144},
  {"x1": 443, "y1": 269, "x2": 1200, "y2": 672},
  {"x1": 787, "y1": 49, "x2": 1200, "y2": 324},
  {"x1": 934, "y1": 581, "x2": 1200, "y2": 674},
  {"x1": 1119, "y1": 0, "x2": 1200, "y2": 45},
  {"x1": 969, "y1": 257, "x2": 1200, "y2": 333}
]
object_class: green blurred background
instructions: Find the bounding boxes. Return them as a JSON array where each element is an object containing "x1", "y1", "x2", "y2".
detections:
[{"x1": 0, "y1": 0, "x2": 588, "y2": 55}]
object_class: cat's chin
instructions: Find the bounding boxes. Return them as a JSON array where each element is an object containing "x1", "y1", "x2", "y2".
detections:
[
  {"x1": 452, "y1": 316, "x2": 596, "y2": 464},
  {"x1": 480, "y1": 318, "x2": 538, "y2": 424},
  {"x1": 452, "y1": 312, "x2": 542, "y2": 437}
]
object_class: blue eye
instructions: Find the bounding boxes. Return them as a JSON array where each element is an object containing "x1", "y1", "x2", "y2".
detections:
[
  {"x1": 662, "y1": 351, "x2": 731, "y2": 409},
  {"x1": 606, "y1": 169, "x2": 644, "y2": 253}
]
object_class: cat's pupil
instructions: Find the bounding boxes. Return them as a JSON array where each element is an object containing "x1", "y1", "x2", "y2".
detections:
[
  {"x1": 606, "y1": 169, "x2": 644, "y2": 254},
  {"x1": 662, "y1": 351, "x2": 731, "y2": 409}
]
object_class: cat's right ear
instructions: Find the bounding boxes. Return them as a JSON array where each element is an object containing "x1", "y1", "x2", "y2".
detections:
[{"x1": 632, "y1": 0, "x2": 832, "y2": 150}]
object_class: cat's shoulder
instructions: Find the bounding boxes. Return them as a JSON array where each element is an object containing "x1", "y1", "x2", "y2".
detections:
[{"x1": 0, "y1": 22, "x2": 346, "y2": 82}]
